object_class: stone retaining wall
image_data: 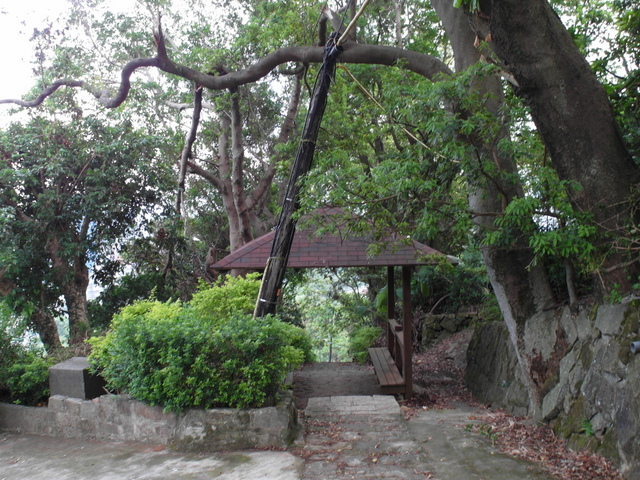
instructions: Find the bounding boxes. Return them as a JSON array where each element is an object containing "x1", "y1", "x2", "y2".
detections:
[
  {"x1": 0, "y1": 391, "x2": 298, "y2": 452},
  {"x1": 421, "y1": 312, "x2": 474, "y2": 348},
  {"x1": 466, "y1": 299, "x2": 640, "y2": 479}
]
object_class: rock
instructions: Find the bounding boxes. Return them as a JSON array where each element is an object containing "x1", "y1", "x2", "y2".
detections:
[
  {"x1": 466, "y1": 301, "x2": 640, "y2": 478},
  {"x1": 465, "y1": 322, "x2": 529, "y2": 416}
]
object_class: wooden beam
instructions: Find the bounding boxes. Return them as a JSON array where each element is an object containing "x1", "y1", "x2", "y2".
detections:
[
  {"x1": 387, "y1": 266, "x2": 395, "y2": 357},
  {"x1": 402, "y1": 266, "x2": 413, "y2": 399}
]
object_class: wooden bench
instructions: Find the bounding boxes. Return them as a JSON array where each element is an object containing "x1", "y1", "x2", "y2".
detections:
[{"x1": 368, "y1": 347, "x2": 405, "y2": 395}]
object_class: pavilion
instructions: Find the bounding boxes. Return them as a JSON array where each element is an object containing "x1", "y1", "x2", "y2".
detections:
[{"x1": 212, "y1": 211, "x2": 455, "y2": 399}]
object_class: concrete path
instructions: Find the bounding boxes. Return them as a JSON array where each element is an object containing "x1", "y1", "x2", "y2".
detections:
[
  {"x1": 0, "y1": 395, "x2": 556, "y2": 480},
  {"x1": 0, "y1": 432, "x2": 303, "y2": 480},
  {"x1": 299, "y1": 395, "x2": 431, "y2": 479},
  {"x1": 408, "y1": 403, "x2": 553, "y2": 480},
  {"x1": 297, "y1": 395, "x2": 554, "y2": 480}
]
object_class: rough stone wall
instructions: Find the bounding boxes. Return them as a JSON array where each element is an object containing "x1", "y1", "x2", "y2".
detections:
[
  {"x1": 0, "y1": 391, "x2": 298, "y2": 452},
  {"x1": 465, "y1": 321, "x2": 530, "y2": 416},
  {"x1": 421, "y1": 312, "x2": 474, "y2": 349},
  {"x1": 466, "y1": 298, "x2": 640, "y2": 479}
]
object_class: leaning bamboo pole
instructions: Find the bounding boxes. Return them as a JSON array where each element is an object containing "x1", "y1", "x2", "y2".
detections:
[{"x1": 253, "y1": 34, "x2": 342, "y2": 318}]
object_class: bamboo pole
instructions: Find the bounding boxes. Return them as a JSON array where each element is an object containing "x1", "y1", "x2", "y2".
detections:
[{"x1": 253, "y1": 35, "x2": 343, "y2": 318}]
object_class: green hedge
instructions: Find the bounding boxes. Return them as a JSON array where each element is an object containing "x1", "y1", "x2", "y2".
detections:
[
  {"x1": 89, "y1": 276, "x2": 314, "y2": 412},
  {"x1": 190, "y1": 273, "x2": 262, "y2": 324}
]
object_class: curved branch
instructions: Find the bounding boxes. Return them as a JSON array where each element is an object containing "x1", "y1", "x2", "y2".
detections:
[
  {"x1": 166, "y1": 100, "x2": 215, "y2": 111},
  {"x1": 186, "y1": 160, "x2": 223, "y2": 190},
  {"x1": 99, "y1": 58, "x2": 160, "y2": 107},
  {"x1": 0, "y1": 58, "x2": 159, "y2": 108},
  {"x1": 0, "y1": 80, "x2": 84, "y2": 107},
  {"x1": 176, "y1": 85, "x2": 203, "y2": 214},
  {"x1": 2, "y1": 42, "x2": 451, "y2": 109},
  {"x1": 157, "y1": 43, "x2": 452, "y2": 90}
]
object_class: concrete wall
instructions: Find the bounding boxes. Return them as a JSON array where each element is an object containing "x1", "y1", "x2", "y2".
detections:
[
  {"x1": 0, "y1": 391, "x2": 298, "y2": 452},
  {"x1": 466, "y1": 299, "x2": 640, "y2": 479}
]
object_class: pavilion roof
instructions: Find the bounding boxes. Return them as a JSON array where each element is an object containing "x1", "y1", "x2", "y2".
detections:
[{"x1": 212, "y1": 213, "x2": 453, "y2": 271}]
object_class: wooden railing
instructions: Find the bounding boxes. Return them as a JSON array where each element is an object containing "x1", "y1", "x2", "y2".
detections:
[{"x1": 387, "y1": 319, "x2": 403, "y2": 373}]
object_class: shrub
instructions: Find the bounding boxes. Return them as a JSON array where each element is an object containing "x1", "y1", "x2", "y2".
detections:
[
  {"x1": 0, "y1": 307, "x2": 75, "y2": 405},
  {"x1": 190, "y1": 273, "x2": 262, "y2": 324},
  {"x1": 89, "y1": 284, "x2": 314, "y2": 412},
  {"x1": 3, "y1": 353, "x2": 55, "y2": 405},
  {"x1": 348, "y1": 326, "x2": 383, "y2": 364}
]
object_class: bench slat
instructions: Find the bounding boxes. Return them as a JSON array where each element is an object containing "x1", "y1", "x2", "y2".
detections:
[{"x1": 369, "y1": 347, "x2": 405, "y2": 395}]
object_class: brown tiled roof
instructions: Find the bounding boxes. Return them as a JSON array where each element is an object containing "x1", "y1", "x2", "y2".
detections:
[{"x1": 212, "y1": 226, "x2": 450, "y2": 271}]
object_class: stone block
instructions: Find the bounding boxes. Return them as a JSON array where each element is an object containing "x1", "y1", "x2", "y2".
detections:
[
  {"x1": 465, "y1": 322, "x2": 530, "y2": 416},
  {"x1": 47, "y1": 395, "x2": 66, "y2": 411},
  {"x1": 96, "y1": 420, "x2": 123, "y2": 440},
  {"x1": 595, "y1": 303, "x2": 627, "y2": 336},
  {"x1": 55, "y1": 411, "x2": 76, "y2": 428},
  {"x1": 95, "y1": 397, "x2": 117, "y2": 424},
  {"x1": 132, "y1": 398, "x2": 174, "y2": 422},
  {"x1": 48, "y1": 357, "x2": 106, "y2": 400},
  {"x1": 79, "y1": 418, "x2": 97, "y2": 437},
  {"x1": 79, "y1": 399, "x2": 99, "y2": 419},
  {"x1": 61, "y1": 396, "x2": 82, "y2": 416},
  {"x1": 0, "y1": 403, "x2": 28, "y2": 431},
  {"x1": 115, "y1": 395, "x2": 135, "y2": 416}
]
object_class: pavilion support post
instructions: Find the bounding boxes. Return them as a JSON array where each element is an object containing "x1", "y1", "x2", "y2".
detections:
[
  {"x1": 387, "y1": 266, "x2": 395, "y2": 358},
  {"x1": 402, "y1": 266, "x2": 413, "y2": 399}
]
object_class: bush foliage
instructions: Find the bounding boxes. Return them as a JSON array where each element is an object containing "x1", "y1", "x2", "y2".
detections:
[
  {"x1": 349, "y1": 326, "x2": 383, "y2": 364},
  {"x1": 190, "y1": 273, "x2": 261, "y2": 324},
  {"x1": 0, "y1": 306, "x2": 73, "y2": 406},
  {"x1": 89, "y1": 275, "x2": 314, "y2": 412}
]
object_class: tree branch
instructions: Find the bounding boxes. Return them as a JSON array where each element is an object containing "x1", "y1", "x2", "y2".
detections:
[
  {"x1": 166, "y1": 100, "x2": 215, "y2": 111},
  {"x1": 175, "y1": 84, "x2": 203, "y2": 214},
  {"x1": 2, "y1": 38, "x2": 451, "y2": 109},
  {"x1": 158, "y1": 44, "x2": 452, "y2": 90},
  {"x1": 0, "y1": 58, "x2": 159, "y2": 108},
  {"x1": 229, "y1": 87, "x2": 253, "y2": 244},
  {"x1": 79, "y1": 215, "x2": 91, "y2": 241},
  {"x1": 246, "y1": 73, "x2": 302, "y2": 212},
  {"x1": 0, "y1": 80, "x2": 84, "y2": 107},
  {"x1": 186, "y1": 160, "x2": 223, "y2": 190},
  {"x1": 5, "y1": 198, "x2": 34, "y2": 223}
]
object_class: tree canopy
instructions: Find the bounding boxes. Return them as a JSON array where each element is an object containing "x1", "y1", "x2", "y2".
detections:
[{"x1": 0, "y1": 115, "x2": 173, "y2": 347}]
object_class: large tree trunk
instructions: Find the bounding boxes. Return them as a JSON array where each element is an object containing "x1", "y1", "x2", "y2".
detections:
[
  {"x1": 431, "y1": 0, "x2": 557, "y2": 415},
  {"x1": 247, "y1": 74, "x2": 303, "y2": 239},
  {"x1": 229, "y1": 88, "x2": 254, "y2": 248},
  {"x1": 469, "y1": 0, "x2": 640, "y2": 290},
  {"x1": 187, "y1": 76, "x2": 303, "y2": 275},
  {"x1": 62, "y1": 259, "x2": 90, "y2": 346},
  {"x1": 30, "y1": 307, "x2": 62, "y2": 352},
  {"x1": 46, "y1": 236, "x2": 90, "y2": 345}
]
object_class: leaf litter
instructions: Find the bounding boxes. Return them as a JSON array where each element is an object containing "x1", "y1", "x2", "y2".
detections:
[{"x1": 404, "y1": 329, "x2": 624, "y2": 480}]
